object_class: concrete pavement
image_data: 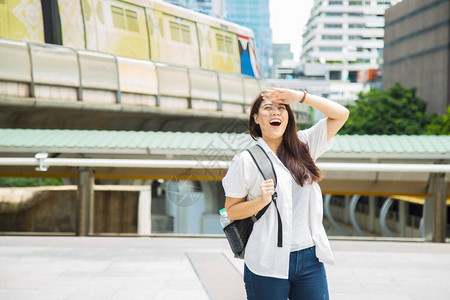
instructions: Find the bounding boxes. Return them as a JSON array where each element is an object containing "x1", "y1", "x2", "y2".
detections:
[{"x1": 0, "y1": 236, "x2": 449, "y2": 299}]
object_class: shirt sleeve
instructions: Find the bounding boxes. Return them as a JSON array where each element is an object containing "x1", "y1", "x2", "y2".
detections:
[
  {"x1": 297, "y1": 118, "x2": 333, "y2": 161},
  {"x1": 222, "y1": 151, "x2": 249, "y2": 198}
]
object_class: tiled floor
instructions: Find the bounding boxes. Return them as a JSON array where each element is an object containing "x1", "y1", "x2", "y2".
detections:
[{"x1": 0, "y1": 236, "x2": 449, "y2": 300}]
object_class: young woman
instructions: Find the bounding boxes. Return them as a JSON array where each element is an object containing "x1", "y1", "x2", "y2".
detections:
[{"x1": 222, "y1": 88, "x2": 349, "y2": 299}]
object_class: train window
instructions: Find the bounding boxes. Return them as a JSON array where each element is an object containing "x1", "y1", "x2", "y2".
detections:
[
  {"x1": 170, "y1": 21, "x2": 181, "y2": 42},
  {"x1": 216, "y1": 34, "x2": 225, "y2": 52},
  {"x1": 111, "y1": 6, "x2": 126, "y2": 29},
  {"x1": 181, "y1": 25, "x2": 191, "y2": 44},
  {"x1": 225, "y1": 36, "x2": 234, "y2": 54},
  {"x1": 126, "y1": 10, "x2": 139, "y2": 32},
  {"x1": 169, "y1": 21, "x2": 192, "y2": 44},
  {"x1": 216, "y1": 33, "x2": 234, "y2": 54}
]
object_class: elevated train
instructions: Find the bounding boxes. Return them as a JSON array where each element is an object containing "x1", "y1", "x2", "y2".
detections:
[
  {"x1": 0, "y1": 0, "x2": 260, "y2": 77},
  {"x1": 0, "y1": 0, "x2": 310, "y2": 130}
]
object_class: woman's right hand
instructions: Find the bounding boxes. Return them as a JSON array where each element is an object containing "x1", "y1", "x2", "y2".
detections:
[{"x1": 260, "y1": 179, "x2": 274, "y2": 206}]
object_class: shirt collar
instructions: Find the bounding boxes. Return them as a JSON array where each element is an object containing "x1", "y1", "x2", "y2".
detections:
[
  {"x1": 256, "y1": 137, "x2": 290, "y2": 173},
  {"x1": 256, "y1": 137, "x2": 274, "y2": 155}
]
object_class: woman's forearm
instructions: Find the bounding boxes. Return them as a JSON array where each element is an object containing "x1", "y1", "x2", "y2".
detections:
[
  {"x1": 301, "y1": 91, "x2": 349, "y2": 121},
  {"x1": 225, "y1": 196, "x2": 268, "y2": 220}
]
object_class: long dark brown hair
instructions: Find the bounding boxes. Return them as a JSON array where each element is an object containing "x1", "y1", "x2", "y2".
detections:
[{"x1": 248, "y1": 95, "x2": 323, "y2": 186}]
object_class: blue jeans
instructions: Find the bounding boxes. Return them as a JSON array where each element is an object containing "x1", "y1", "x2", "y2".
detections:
[{"x1": 243, "y1": 246, "x2": 329, "y2": 300}]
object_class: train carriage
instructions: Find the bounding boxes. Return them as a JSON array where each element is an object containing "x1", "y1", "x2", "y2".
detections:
[{"x1": 0, "y1": 0, "x2": 260, "y2": 77}]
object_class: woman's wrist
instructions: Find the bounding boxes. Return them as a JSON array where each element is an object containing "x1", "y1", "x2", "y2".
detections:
[
  {"x1": 254, "y1": 195, "x2": 269, "y2": 208},
  {"x1": 299, "y1": 90, "x2": 307, "y2": 103}
]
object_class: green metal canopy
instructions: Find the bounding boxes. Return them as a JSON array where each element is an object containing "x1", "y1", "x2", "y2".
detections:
[{"x1": 0, "y1": 128, "x2": 448, "y2": 156}]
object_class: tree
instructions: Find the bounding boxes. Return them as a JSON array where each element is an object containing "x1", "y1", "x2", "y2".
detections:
[
  {"x1": 426, "y1": 106, "x2": 450, "y2": 135},
  {"x1": 339, "y1": 83, "x2": 436, "y2": 135},
  {"x1": 0, "y1": 177, "x2": 63, "y2": 187}
]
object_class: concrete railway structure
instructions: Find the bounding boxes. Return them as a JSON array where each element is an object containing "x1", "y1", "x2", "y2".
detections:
[
  {"x1": 0, "y1": 38, "x2": 311, "y2": 132},
  {"x1": 0, "y1": 129, "x2": 448, "y2": 242}
]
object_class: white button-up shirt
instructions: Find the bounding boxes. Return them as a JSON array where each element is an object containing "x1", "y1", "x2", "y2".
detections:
[{"x1": 222, "y1": 118, "x2": 335, "y2": 279}]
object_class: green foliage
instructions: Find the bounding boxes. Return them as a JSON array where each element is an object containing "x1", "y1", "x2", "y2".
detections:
[
  {"x1": 340, "y1": 83, "x2": 443, "y2": 135},
  {"x1": 0, "y1": 177, "x2": 63, "y2": 187},
  {"x1": 426, "y1": 106, "x2": 450, "y2": 135}
]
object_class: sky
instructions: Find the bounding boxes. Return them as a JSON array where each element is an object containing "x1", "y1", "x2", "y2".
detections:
[{"x1": 269, "y1": 0, "x2": 314, "y2": 61}]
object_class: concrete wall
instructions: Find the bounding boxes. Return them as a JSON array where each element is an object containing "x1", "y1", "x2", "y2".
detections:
[
  {"x1": 0, "y1": 186, "x2": 143, "y2": 234},
  {"x1": 383, "y1": 0, "x2": 450, "y2": 115}
]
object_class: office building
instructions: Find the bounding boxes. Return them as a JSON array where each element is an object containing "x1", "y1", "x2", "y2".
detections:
[
  {"x1": 164, "y1": 0, "x2": 226, "y2": 19},
  {"x1": 272, "y1": 43, "x2": 294, "y2": 78},
  {"x1": 383, "y1": 0, "x2": 449, "y2": 114},
  {"x1": 300, "y1": 0, "x2": 402, "y2": 104},
  {"x1": 273, "y1": 43, "x2": 294, "y2": 67}
]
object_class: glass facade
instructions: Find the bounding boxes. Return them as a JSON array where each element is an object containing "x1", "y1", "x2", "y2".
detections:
[
  {"x1": 225, "y1": 0, "x2": 272, "y2": 78},
  {"x1": 164, "y1": 0, "x2": 226, "y2": 18}
]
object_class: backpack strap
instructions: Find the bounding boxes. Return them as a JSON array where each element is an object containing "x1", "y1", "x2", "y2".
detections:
[{"x1": 245, "y1": 144, "x2": 283, "y2": 248}]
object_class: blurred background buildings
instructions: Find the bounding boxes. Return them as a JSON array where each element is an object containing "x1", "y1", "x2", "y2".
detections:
[
  {"x1": 163, "y1": 0, "x2": 449, "y2": 113},
  {"x1": 298, "y1": 0, "x2": 403, "y2": 104},
  {"x1": 383, "y1": 0, "x2": 450, "y2": 115}
]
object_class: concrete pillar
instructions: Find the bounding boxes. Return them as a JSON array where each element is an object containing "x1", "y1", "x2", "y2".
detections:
[
  {"x1": 368, "y1": 196, "x2": 376, "y2": 232},
  {"x1": 423, "y1": 173, "x2": 447, "y2": 242},
  {"x1": 431, "y1": 173, "x2": 447, "y2": 243},
  {"x1": 137, "y1": 187, "x2": 151, "y2": 235},
  {"x1": 423, "y1": 196, "x2": 434, "y2": 241},
  {"x1": 77, "y1": 167, "x2": 94, "y2": 236},
  {"x1": 398, "y1": 200, "x2": 407, "y2": 237}
]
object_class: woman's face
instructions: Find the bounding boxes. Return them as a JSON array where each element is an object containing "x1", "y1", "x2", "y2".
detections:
[{"x1": 253, "y1": 99, "x2": 289, "y2": 141}]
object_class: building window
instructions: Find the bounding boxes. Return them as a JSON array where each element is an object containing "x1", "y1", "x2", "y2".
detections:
[
  {"x1": 348, "y1": 71, "x2": 358, "y2": 82},
  {"x1": 377, "y1": 1, "x2": 391, "y2": 5},
  {"x1": 349, "y1": 58, "x2": 370, "y2": 64},
  {"x1": 328, "y1": 1, "x2": 342, "y2": 5},
  {"x1": 349, "y1": 23, "x2": 365, "y2": 28},
  {"x1": 322, "y1": 35, "x2": 342, "y2": 40},
  {"x1": 324, "y1": 23, "x2": 343, "y2": 28},
  {"x1": 348, "y1": 35, "x2": 363, "y2": 40},
  {"x1": 319, "y1": 47, "x2": 342, "y2": 52},
  {"x1": 326, "y1": 12, "x2": 343, "y2": 17},
  {"x1": 330, "y1": 70, "x2": 342, "y2": 80},
  {"x1": 349, "y1": 12, "x2": 364, "y2": 17},
  {"x1": 327, "y1": 60, "x2": 343, "y2": 64},
  {"x1": 349, "y1": 1, "x2": 363, "y2": 5}
]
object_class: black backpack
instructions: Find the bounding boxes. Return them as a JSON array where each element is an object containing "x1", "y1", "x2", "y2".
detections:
[{"x1": 223, "y1": 144, "x2": 283, "y2": 259}]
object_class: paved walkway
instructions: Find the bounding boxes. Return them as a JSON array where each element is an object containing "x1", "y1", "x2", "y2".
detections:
[{"x1": 0, "y1": 236, "x2": 449, "y2": 299}]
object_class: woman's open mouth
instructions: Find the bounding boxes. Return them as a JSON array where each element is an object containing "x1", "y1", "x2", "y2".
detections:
[{"x1": 269, "y1": 118, "x2": 282, "y2": 128}]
